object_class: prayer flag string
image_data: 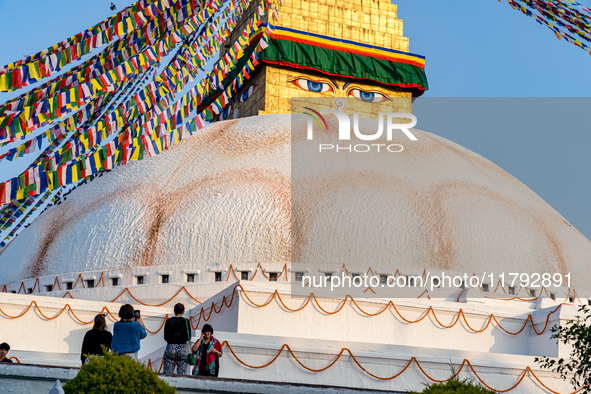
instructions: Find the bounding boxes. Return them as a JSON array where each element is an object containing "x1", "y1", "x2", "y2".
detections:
[
  {"x1": 500, "y1": 0, "x2": 591, "y2": 54},
  {"x1": 0, "y1": 0, "x2": 282, "y2": 248}
]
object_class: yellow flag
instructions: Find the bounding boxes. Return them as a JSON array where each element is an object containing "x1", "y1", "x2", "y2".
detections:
[
  {"x1": 67, "y1": 116, "x2": 76, "y2": 131},
  {"x1": 91, "y1": 79, "x2": 103, "y2": 92},
  {"x1": 47, "y1": 171, "x2": 54, "y2": 189},
  {"x1": 93, "y1": 152, "x2": 102, "y2": 169},
  {"x1": 22, "y1": 106, "x2": 32, "y2": 119},
  {"x1": 29, "y1": 62, "x2": 42, "y2": 80},
  {"x1": 154, "y1": 137, "x2": 163, "y2": 152},
  {"x1": 0, "y1": 74, "x2": 8, "y2": 92},
  {"x1": 124, "y1": 62, "x2": 133, "y2": 75},
  {"x1": 131, "y1": 146, "x2": 141, "y2": 160},
  {"x1": 72, "y1": 165, "x2": 79, "y2": 183}
]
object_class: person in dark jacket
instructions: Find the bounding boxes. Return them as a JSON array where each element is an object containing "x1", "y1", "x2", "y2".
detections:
[
  {"x1": 0, "y1": 342, "x2": 13, "y2": 363},
  {"x1": 81, "y1": 314, "x2": 112, "y2": 364},
  {"x1": 163, "y1": 303, "x2": 191, "y2": 375}
]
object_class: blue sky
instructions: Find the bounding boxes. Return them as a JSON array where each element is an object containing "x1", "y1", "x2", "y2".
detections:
[
  {"x1": 395, "y1": 0, "x2": 591, "y2": 97},
  {"x1": 0, "y1": 0, "x2": 590, "y2": 240},
  {"x1": 392, "y1": 1, "x2": 591, "y2": 241}
]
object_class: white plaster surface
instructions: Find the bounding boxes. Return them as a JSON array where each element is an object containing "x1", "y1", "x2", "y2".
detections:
[
  {"x1": 0, "y1": 114, "x2": 588, "y2": 393},
  {"x1": 0, "y1": 283, "x2": 580, "y2": 393},
  {"x1": 0, "y1": 114, "x2": 589, "y2": 292},
  {"x1": 0, "y1": 291, "x2": 168, "y2": 366}
]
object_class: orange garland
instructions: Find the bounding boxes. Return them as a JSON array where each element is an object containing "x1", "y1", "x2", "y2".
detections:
[
  {"x1": 0, "y1": 301, "x2": 168, "y2": 334},
  {"x1": 0, "y1": 284, "x2": 568, "y2": 336},
  {"x1": 5, "y1": 264, "x2": 581, "y2": 304},
  {"x1": 1, "y1": 267, "x2": 584, "y2": 393},
  {"x1": 108, "y1": 286, "x2": 202, "y2": 307},
  {"x1": 188, "y1": 284, "x2": 565, "y2": 336},
  {"x1": 5, "y1": 344, "x2": 585, "y2": 394},
  {"x1": 72, "y1": 274, "x2": 87, "y2": 290},
  {"x1": 485, "y1": 286, "x2": 581, "y2": 304},
  {"x1": 142, "y1": 341, "x2": 584, "y2": 394},
  {"x1": 3, "y1": 263, "x2": 292, "y2": 295}
]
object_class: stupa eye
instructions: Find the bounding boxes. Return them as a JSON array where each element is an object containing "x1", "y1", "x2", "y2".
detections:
[
  {"x1": 239, "y1": 84, "x2": 257, "y2": 103},
  {"x1": 220, "y1": 104, "x2": 233, "y2": 121},
  {"x1": 288, "y1": 77, "x2": 334, "y2": 94},
  {"x1": 347, "y1": 88, "x2": 390, "y2": 103}
]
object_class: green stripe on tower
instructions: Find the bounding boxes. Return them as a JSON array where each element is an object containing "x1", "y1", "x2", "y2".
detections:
[{"x1": 261, "y1": 37, "x2": 429, "y2": 96}]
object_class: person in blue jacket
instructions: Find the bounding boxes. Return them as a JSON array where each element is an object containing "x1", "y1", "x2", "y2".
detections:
[{"x1": 111, "y1": 304, "x2": 147, "y2": 360}]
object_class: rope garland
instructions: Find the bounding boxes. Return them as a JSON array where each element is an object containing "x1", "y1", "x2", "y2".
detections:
[
  {"x1": 109, "y1": 286, "x2": 202, "y2": 306},
  {"x1": 0, "y1": 300, "x2": 168, "y2": 334},
  {"x1": 3, "y1": 263, "x2": 579, "y2": 307},
  {"x1": 3, "y1": 262, "x2": 290, "y2": 295},
  {"x1": 6, "y1": 343, "x2": 583, "y2": 394},
  {"x1": 190, "y1": 284, "x2": 564, "y2": 335},
  {"x1": 142, "y1": 341, "x2": 584, "y2": 394},
  {"x1": 0, "y1": 282, "x2": 569, "y2": 337}
]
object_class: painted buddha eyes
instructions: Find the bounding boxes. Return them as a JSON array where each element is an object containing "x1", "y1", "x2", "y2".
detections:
[
  {"x1": 287, "y1": 77, "x2": 390, "y2": 103},
  {"x1": 347, "y1": 88, "x2": 390, "y2": 103},
  {"x1": 288, "y1": 78, "x2": 334, "y2": 93}
]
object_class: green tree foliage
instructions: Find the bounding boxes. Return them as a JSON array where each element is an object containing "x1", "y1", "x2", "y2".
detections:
[
  {"x1": 411, "y1": 376, "x2": 495, "y2": 394},
  {"x1": 410, "y1": 376, "x2": 496, "y2": 394},
  {"x1": 63, "y1": 349, "x2": 176, "y2": 394},
  {"x1": 535, "y1": 305, "x2": 591, "y2": 393}
]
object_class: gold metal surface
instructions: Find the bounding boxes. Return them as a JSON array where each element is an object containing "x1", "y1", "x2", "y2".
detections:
[
  {"x1": 277, "y1": 0, "x2": 408, "y2": 52},
  {"x1": 223, "y1": 0, "x2": 415, "y2": 119}
]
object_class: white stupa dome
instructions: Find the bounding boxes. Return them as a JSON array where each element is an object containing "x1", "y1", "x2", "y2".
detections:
[{"x1": 1, "y1": 114, "x2": 589, "y2": 289}]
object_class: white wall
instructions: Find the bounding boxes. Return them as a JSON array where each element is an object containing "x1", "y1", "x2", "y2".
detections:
[
  {"x1": 0, "y1": 281, "x2": 581, "y2": 393},
  {"x1": 0, "y1": 292, "x2": 168, "y2": 366},
  {"x1": 185, "y1": 282, "x2": 562, "y2": 357}
]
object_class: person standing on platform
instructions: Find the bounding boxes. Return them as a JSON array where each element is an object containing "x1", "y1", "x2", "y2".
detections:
[
  {"x1": 192, "y1": 324, "x2": 223, "y2": 377},
  {"x1": 111, "y1": 304, "x2": 147, "y2": 360},
  {"x1": 162, "y1": 303, "x2": 192, "y2": 375},
  {"x1": 80, "y1": 314, "x2": 112, "y2": 364}
]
